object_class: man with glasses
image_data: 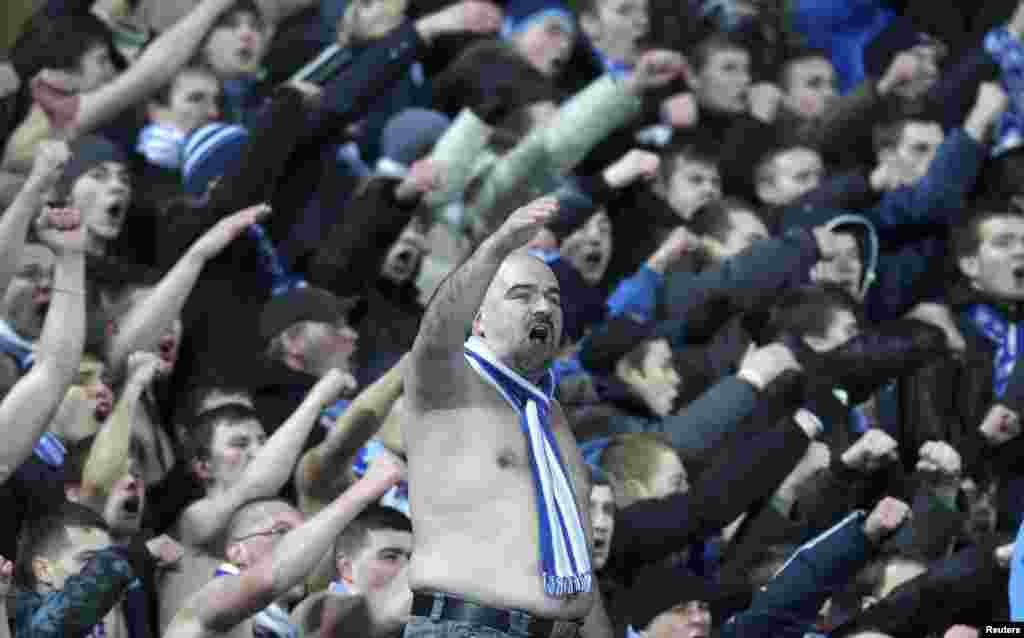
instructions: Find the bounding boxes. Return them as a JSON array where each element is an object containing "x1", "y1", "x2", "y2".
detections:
[{"x1": 163, "y1": 450, "x2": 405, "y2": 638}]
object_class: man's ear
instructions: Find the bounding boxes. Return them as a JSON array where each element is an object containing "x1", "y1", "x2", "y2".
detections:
[
  {"x1": 337, "y1": 556, "x2": 355, "y2": 585},
  {"x1": 957, "y1": 255, "x2": 980, "y2": 281},
  {"x1": 32, "y1": 557, "x2": 52, "y2": 585},
  {"x1": 65, "y1": 483, "x2": 82, "y2": 503},
  {"x1": 191, "y1": 457, "x2": 212, "y2": 483},
  {"x1": 226, "y1": 541, "x2": 246, "y2": 567}
]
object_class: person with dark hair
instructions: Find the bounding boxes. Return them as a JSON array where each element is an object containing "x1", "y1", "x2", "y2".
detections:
[
  {"x1": 290, "y1": 503, "x2": 413, "y2": 633},
  {"x1": 175, "y1": 369, "x2": 352, "y2": 550},
  {"x1": 890, "y1": 203, "x2": 1024, "y2": 484},
  {"x1": 0, "y1": 205, "x2": 88, "y2": 559},
  {"x1": 5, "y1": 0, "x2": 242, "y2": 174},
  {"x1": 11, "y1": 501, "x2": 166, "y2": 638}
]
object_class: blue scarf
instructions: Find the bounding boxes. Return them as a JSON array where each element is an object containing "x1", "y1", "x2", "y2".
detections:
[
  {"x1": 136, "y1": 123, "x2": 186, "y2": 170},
  {"x1": 464, "y1": 336, "x2": 592, "y2": 597},
  {"x1": 967, "y1": 304, "x2": 1023, "y2": 397}
]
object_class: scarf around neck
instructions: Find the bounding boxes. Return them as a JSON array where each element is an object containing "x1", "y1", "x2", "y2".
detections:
[{"x1": 463, "y1": 336, "x2": 592, "y2": 597}]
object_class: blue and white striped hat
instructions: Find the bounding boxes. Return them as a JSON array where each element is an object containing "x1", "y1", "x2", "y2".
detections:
[{"x1": 181, "y1": 123, "x2": 249, "y2": 197}]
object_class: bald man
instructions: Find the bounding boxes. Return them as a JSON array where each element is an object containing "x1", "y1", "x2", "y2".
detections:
[{"x1": 403, "y1": 196, "x2": 612, "y2": 638}]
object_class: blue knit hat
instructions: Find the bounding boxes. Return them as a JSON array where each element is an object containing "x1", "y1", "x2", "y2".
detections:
[
  {"x1": 57, "y1": 135, "x2": 129, "y2": 198},
  {"x1": 181, "y1": 123, "x2": 248, "y2": 197},
  {"x1": 377, "y1": 108, "x2": 451, "y2": 174},
  {"x1": 501, "y1": 0, "x2": 574, "y2": 38}
]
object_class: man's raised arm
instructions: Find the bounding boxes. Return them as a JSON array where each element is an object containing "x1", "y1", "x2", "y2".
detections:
[
  {"x1": 61, "y1": 0, "x2": 236, "y2": 138},
  {"x1": 177, "y1": 369, "x2": 351, "y2": 548},
  {"x1": 106, "y1": 204, "x2": 270, "y2": 372},
  {"x1": 0, "y1": 142, "x2": 67, "y2": 299},
  {"x1": 167, "y1": 452, "x2": 405, "y2": 637},
  {"x1": 406, "y1": 197, "x2": 557, "y2": 408},
  {"x1": 295, "y1": 356, "x2": 405, "y2": 514},
  {"x1": 0, "y1": 211, "x2": 85, "y2": 484}
]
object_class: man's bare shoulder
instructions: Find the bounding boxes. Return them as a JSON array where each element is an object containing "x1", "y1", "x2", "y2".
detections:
[{"x1": 403, "y1": 351, "x2": 478, "y2": 414}]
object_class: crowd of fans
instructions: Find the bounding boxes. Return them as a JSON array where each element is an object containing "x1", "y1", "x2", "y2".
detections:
[{"x1": 3, "y1": 0, "x2": 1024, "y2": 636}]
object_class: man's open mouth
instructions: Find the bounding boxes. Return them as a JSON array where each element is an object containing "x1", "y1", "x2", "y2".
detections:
[
  {"x1": 123, "y1": 496, "x2": 141, "y2": 515},
  {"x1": 529, "y1": 323, "x2": 553, "y2": 344}
]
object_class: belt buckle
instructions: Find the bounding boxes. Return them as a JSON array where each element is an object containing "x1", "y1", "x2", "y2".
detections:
[{"x1": 549, "y1": 620, "x2": 579, "y2": 638}]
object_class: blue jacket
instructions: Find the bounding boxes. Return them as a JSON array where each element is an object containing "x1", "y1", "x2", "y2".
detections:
[
  {"x1": 1010, "y1": 518, "x2": 1024, "y2": 620},
  {"x1": 720, "y1": 511, "x2": 873, "y2": 638},
  {"x1": 790, "y1": 0, "x2": 894, "y2": 93}
]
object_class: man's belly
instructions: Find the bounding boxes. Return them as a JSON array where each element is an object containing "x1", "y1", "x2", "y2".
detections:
[{"x1": 407, "y1": 492, "x2": 593, "y2": 620}]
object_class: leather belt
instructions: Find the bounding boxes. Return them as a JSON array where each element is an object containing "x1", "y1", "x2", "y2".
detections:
[{"x1": 411, "y1": 592, "x2": 581, "y2": 638}]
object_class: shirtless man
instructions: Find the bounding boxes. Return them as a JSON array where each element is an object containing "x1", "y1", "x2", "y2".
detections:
[{"x1": 403, "y1": 195, "x2": 613, "y2": 638}]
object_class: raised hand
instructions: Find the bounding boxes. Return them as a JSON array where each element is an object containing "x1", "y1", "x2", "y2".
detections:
[
  {"x1": 737, "y1": 342, "x2": 801, "y2": 391},
  {"x1": 488, "y1": 196, "x2": 559, "y2": 256},
  {"x1": 146, "y1": 534, "x2": 185, "y2": 568},
  {"x1": 647, "y1": 226, "x2": 701, "y2": 274},
  {"x1": 416, "y1": 1, "x2": 502, "y2": 42},
  {"x1": 659, "y1": 92, "x2": 699, "y2": 129},
  {"x1": 916, "y1": 440, "x2": 962, "y2": 482},
  {"x1": 28, "y1": 140, "x2": 71, "y2": 189},
  {"x1": 317, "y1": 368, "x2": 360, "y2": 401},
  {"x1": 877, "y1": 51, "x2": 925, "y2": 96},
  {"x1": 395, "y1": 158, "x2": 443, "y2": 202},
  {"x1": 979, "y1": 403, "x2": 1022, "y2": 445},
  {"x1": 841, "y1": 428, "x2": 899, "y2": 474},
  {"x1": 623, "y1": 50, "x2": 686, "y2": 94},
  {"x1": 187, "y1": 203, "x2": 271, "y2": 262},
  {"x1": 863, "y1": 496, "x2": 910, "y2": 544},
  {"x1": 362, "y1": 446, "x2": 406, "y2": 488},
  {"x1": 36, "y1": 205, "x2": 87, "y2": 254},
  {"x1": 603, "y1": 149, "x2": 660, "y2": 189}
]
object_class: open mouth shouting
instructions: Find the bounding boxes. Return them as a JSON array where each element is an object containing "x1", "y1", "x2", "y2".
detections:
[{"x1": 528, "y1": 320, "x2": 555, "y2": 346}]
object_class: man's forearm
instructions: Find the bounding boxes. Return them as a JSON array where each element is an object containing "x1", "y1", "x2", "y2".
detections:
[
  {"x1": 0, "y1": 251, "x2": 85, "y2": 482},
  {"x1": 81, "y1": 378, "x2": 144, "y2": 497},
  {"x1": 237, "y1": 374, "x2": 341, "y2": 500},
  {"x1": 319, "y1": 361, "x2": 403, "y2": 462},
  {"x1": 107, "y1": 247, "x2": 205, "y2": 370},
  {"x1": 73, "y1": 0, "x2": 234, "y2": 135},
  {"x1": 0, "y1": 176, "x2": 47, "y2": 298},
  {"x1": 203, "y1": 477, "x2": 391, "y2": 630}
]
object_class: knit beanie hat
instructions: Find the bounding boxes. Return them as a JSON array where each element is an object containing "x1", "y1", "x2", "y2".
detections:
[
  {"x1": 56, "y1": 135, "x2": 129, "y2": 198},
  {"x1": 501, "y1": 0, "x2": 575, "y2": 38},
  {"x1": 181, "y1": 123, "x2": 248, "y2": 197},
  {"x1": 377, "y1": 108, "x2": 451, "y2": 176}
]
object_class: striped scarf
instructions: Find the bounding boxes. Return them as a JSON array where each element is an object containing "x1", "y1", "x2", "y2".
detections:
[
  {"x1": 967, "y1": 304, "x2": 1023, "y2": 397},
  {"x1": 464, "y1": 336, "x2": 592, "y2": 597}
]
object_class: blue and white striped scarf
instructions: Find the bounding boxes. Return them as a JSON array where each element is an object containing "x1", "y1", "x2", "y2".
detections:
[
  {"x1": 967, "y1": 303, "x2": 1023, "y2": 397},
  {"x1": 463, "y1": 336, "x2": 592, "y2": 597}
]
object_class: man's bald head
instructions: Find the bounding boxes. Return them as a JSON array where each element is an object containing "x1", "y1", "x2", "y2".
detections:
[{"x1": 228, "y1": 499, "x2": 302, "y2": 541}]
